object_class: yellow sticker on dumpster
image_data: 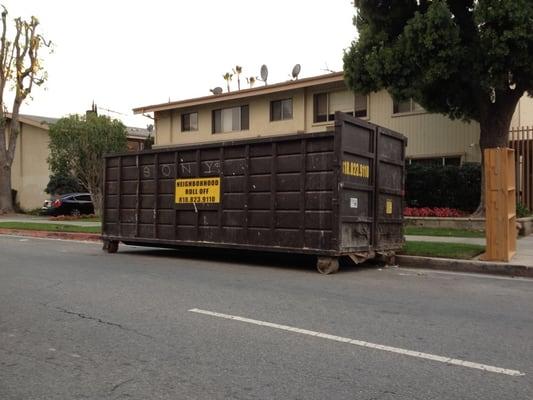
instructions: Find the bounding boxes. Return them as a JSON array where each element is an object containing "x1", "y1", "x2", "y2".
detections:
[
  {"x1": 342, "y1": 160, "x2": 370, "y2": 179},
  {"x1": 386, "y1": 199, "x2": 393, "y2": 215},
  {"x1": 175, "y1": 177, "x2": 220, "y2": 204}
]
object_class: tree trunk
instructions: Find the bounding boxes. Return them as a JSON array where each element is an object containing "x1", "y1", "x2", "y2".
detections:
[
  {"x1": 0, "y1": 163, "x2": 13, "y2": 214},
  {"x1": 91, "y1": 189, "x2": 103, "y2": 217},
  {"x1": 472, "y1": 91, "x2": 522, "y2": 216}
]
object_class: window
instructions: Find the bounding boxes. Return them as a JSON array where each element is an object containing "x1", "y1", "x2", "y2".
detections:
[
  {"x1": 212, "y1": 105, "x2": 249, "y2": 133},
  {"x1": 314, "y1": 93, "x2": 328, "y2": 122},
  {"x1": 393, "y1": 98, "x2": 424, "y2": 114},
  {"x1": 75, "y1": 195, "x2": 92, "y2": 202},
  {"x1": 270, "y1": 98, "x2": 293, "y2": 121},
  {"x1": 181, "y1": 112, "x2": 198, "y2": 132},
  {"x1": 408, "y1": 156, "x2": 461, "y2": 167},
  {"x1": 354, "y1": 94, "x2": 367, "y2": 118},
  {"x1": 313, "y1": 91, "x2": 367, "y2": 123}
]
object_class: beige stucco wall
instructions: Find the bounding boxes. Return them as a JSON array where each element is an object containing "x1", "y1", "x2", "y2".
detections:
[
  {"x1": 153, "y1": 87, "x2": 533, "y2": 164},
  {"x1": 366, "y1": 90, "x2": 481, "y2": 162},
  {"x1": 511, "y1": 95, "x2": 533, "y2": 128},
  {"x1": 155, "y1": 89, "x2": 307, "y2": 146},
  {"x1": 302, "y1": 88, "x2": 481, "y2": 162},
  {"x1": 9, "y1": 123, "x2": 50, "y2": 210}
]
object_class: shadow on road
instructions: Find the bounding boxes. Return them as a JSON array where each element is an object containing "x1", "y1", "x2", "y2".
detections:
[{"x1": 114, "y1": 244, "x2": 382, "y2": 274}]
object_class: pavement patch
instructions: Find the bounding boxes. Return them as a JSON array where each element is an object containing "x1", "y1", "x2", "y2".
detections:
[{"x1": 189, "y1": 308, "x2": 525, "y2": 377}]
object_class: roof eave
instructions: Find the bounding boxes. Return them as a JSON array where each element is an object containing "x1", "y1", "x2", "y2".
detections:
[
  {"x1": 133, "y1": 72, "x2": 346, "y2": 114},
  {"x1": 6, "y1": 114, "x2": 52, "y2": 130}
]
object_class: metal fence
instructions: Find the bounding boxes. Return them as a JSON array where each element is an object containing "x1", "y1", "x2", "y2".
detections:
[{"x1": 509, "y1": 127, "x2": 533, "y2": 212}]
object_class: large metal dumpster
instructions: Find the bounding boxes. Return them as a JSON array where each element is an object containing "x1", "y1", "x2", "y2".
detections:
[{"x1": 102, "y1": 113, "x2": 407, "y2": 273}]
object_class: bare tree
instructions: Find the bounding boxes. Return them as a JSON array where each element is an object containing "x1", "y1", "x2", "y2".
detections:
[{"x1": 0, "y1": 6, "x2": 51, "y2": 213}]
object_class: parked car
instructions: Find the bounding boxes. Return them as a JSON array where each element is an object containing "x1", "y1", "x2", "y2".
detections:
[{"x1": 40, "y1": 193, "x2": 94, "y2": 216}]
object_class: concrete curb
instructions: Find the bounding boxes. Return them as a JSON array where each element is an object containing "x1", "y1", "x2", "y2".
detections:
[
  {"x1": 396, "y1": 255, "x2": 533, "y2": 278},
  {"x1": 0, "y1": 229, "x2": 100, "y2": 242}
]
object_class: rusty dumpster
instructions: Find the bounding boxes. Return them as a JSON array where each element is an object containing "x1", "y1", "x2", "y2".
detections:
[{"x1": 102, "y1": 113, "x2": 406, "y2": 273}]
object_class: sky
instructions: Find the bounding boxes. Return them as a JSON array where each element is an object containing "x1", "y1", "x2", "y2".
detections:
[{"x1": 4, "y1": 1, "x2": 357, "y2": 128}]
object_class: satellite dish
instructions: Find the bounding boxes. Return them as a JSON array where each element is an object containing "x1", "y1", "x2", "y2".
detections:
[
  {"x1": 260, "y1": 64, "x2": 268, "y2": 85},
  {"x1": 291, "y1": 64, "x2": 301, "y2": 80},
  {"x1": 210, "y1": 87, "x2": 223, "y2": 95}
]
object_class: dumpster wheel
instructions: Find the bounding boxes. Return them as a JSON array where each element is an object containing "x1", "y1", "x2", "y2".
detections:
[
  {"x1": 316, "y1": 257, "x2": 339, "y2": 274},
  {"x1": 103, "y1": 240, "x2": 119, "y2": 254}
]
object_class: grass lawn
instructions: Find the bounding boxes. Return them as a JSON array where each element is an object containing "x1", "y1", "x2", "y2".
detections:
[
  {"x1": 400, "y1": 241, "x2": 485, "y2": 259},
  {"x1": 404, "y1": 226, "x2": 485, "y2": 238},
  {"x1": 48, "y1": 216, "x2": 101, "y2": 222},
  {"x1": 0, "y1": 222, "x2": 101, "y2": 234}
]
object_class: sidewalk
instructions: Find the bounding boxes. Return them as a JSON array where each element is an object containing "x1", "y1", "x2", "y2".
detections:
[
  {"x1": 506, "y1": 235, "x2": 533, "y2": 266},
  {"x1": 0, "y1": 213, "x2": 101, "y2": 227},
  {"x1": 401, "y1": 233, "x2": 533, "y2": 276}
]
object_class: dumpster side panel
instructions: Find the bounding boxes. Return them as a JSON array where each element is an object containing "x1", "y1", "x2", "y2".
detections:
[
  {"x1": 103, "y1": 132, "x2": 339, "y2": 255},
  {"x1": 103, "y1": 117, "x2": 406, "y2": 258}
]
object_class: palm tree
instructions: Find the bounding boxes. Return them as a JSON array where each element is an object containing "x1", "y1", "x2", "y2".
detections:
[
  {"x1": 233, "y1": 65, "x2": 243, "y2": 90},
  {"x1": 246, "y1": 76, "x2": 256, "y2": 88},
  {"x1": 223, "y1": 72, "x2": 233, "y2": 92}
]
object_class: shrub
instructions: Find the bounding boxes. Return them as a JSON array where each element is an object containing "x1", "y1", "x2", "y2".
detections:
[
  {"x1": 517, "y1": 203, "x2": 532, "y2": 218},
  {"x1": 46, "y1": 172, "x2": 84, "y2": 195},
  {"x1": 405, "y1": 163, "x2": 481, "y2": 212}
]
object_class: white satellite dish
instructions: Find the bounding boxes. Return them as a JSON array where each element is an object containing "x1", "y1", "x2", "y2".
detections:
[
  {"x1": 260, "y1": 64, "x2": 268, "y2": 85},
  {"x1": 291, "y1": 64, "x2": 301, "y2": 80},
  {"x1": 210, "y1": 87, "x2": 223, "y2": 95}
]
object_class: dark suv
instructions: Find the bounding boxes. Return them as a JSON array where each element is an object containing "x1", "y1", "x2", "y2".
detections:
[{"x1": 40, "y1": 193, "x2": 94, "y2": 216}]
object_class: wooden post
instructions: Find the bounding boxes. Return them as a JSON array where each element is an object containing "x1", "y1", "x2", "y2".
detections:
[{"x1": 481, "y1": 148, "x2": 516, "y2": 262}]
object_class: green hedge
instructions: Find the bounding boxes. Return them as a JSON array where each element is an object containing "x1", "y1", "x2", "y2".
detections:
[
  {"x1": 405, "y1": 163, "x2": 481, "y2": 212},
  {"x1": 46, "y1": 172, "x2": 84, "y2": 195}
]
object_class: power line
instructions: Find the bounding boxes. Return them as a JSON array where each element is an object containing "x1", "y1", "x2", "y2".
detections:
[{"x1": 97, "y1": 106, "x2": 129, "y2": 116}]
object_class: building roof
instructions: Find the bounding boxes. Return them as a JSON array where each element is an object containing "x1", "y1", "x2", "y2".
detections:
[
  {"x1": 126, "y1": 126, "x2": 151, "y2": 139},
  {"x1": 133, "y1": 71, "x2": 345, "y2": 114},
  {"x1": 18, "y1": 114, "x2": 59, "y2": 128},
  {"x1": 11, "y1": 113, "x2": 150, "y2": 139}
]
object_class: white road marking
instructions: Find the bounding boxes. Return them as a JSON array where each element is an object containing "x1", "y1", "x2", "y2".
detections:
[{"x1": 189, "y1": 308, "x2": 525, "y2": 377}]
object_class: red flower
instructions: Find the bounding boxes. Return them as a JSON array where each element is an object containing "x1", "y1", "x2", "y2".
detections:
[{"x1": 403, "y1": 207, "x2": 465, "y2": 217}]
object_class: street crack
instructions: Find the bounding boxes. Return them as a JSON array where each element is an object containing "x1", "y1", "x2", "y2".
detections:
[
  {"x1": 45, "y1": 280, "x2": 63, "y2": 289},
  {"x1": 110, "y1": 377, "x2": 136, "y2": 393},
  {"x1": 54, "y1": 306, "x2": 154, "y2": 340}
]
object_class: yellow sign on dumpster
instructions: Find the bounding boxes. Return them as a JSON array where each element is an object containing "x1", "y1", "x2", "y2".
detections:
[
  {"x1": 175, "y1": 177, "x2": 220, "y2": 204},
  {"x1": 386, "y1": 199, "x2": 393, "y2": 215}
]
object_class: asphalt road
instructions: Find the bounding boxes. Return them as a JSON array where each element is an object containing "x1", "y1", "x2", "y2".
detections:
[{"x1": 0, "y1": 235, "x2": 532, "y2": 400}]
